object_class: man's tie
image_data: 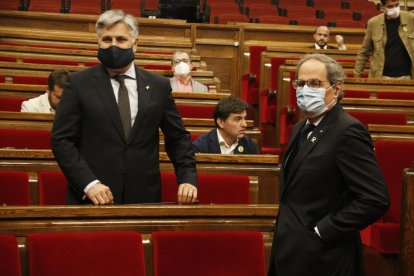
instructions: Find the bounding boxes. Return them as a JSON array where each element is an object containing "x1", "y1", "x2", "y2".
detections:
[
  {"x1": 114, "y1": 75, "x2": 131, "y2": 139},
  {"x1": 284, "y1": 123, "x2": 316, "y2": 179}
]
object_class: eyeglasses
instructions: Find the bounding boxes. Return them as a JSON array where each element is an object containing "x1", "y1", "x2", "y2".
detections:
[
  {"x1": 292, "y1": 79, "x2": 331, "y2": 89},
  {"x1": 173, "y1": 59, "x2": 190, "y2": 65}
]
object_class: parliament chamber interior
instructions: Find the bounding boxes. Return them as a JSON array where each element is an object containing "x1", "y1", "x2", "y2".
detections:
[{"x1": 0, "y1": 0, "x2": 414, "y2": 275}]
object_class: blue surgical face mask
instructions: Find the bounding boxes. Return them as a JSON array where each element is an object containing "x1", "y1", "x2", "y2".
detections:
[
  {"x1": 296, "y1": 84, "x2": 336, "y2": 118},
  {"x1": 97, "y1": 45, "x2": 134, "y2": 69}
]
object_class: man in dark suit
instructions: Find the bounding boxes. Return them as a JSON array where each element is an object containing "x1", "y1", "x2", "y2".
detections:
[
  {"x1": 268, "y1": 53, "x2": 389, "y2": 276},
  {"x1": 52, "y1": 9, "x2": 197, "y2": 205},
  {"x1": 311, "y1": 25, "x2": 347, "y2": 50},
  {"x1": 192, "y1": 96, "x2": 258, "y2": 154}
]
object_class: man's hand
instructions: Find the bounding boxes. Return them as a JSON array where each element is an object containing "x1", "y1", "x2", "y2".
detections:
[
  {"x1": 86, "y1": 182, "x2": 114, "y2": 205},
  {"x1": 335, "y1": 35, "x2": 346, "y2": 50},
  {"x1": 177, "y1": 183, "x2": 198, "y2": 204}
]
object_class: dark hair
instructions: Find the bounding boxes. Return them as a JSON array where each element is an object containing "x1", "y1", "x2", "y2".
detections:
[
  {"x1": 380, "y1": 0, "x2": 386, "y2": 5},
  {"x1": 213, "y1": 96, "x2": 248, "y2": 127},
  {"x1": 48, "y1": 69, "x2": 69, "y2": 92}
]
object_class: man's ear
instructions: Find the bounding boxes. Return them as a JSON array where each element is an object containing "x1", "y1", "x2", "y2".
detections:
[
  {"x1": 334, "y1": 82, "x2": 342, "y2": 96},
  {"x1": 216, "y1": 118, "x2": 225, "y2": 129},
  {"x1": 132, "y1": 38, "x2": 138, "y2": 52}
]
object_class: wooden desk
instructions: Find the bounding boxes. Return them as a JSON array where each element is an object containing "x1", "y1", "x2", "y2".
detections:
[
  {"x1": 0, "y1": 150, "x2": 280, "y2": 205},
  {"x1": 0, "y1": 204, "x2": 278, "y2": 276},
  {"x1": 368, "y1": 124, "x2": 414, "y2": 141}
]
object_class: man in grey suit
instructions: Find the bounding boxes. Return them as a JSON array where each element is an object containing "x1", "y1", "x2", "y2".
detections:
[
  {"x1": 268, "y1": 53, "x2": 389, "y2": 276},
  {"x1": 52, "y1": 10, "x2": 197, "y2": 205},
  {"x1": 170, "y1": 50, "x2": 208, "y2": 93}
]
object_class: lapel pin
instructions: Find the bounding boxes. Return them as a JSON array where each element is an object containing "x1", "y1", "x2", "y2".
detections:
[
  {"x1": 146, "y1": 85, "x2": 150, "y2": 90},
  {"x1": 403, "y1": 26, "x2": 408, "y2": 32},
  {"x1": 238, "y1": 146, "x2": 244, "y2": 153},
  {"x1": 311, "y1": 137, "x2": 317, "y2": 143}
]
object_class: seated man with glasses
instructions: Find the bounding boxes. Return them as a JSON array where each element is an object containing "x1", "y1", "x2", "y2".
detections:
[
  {"x1": 170, "y1": 50, "x2": 208, "y2": 93},
  {"x1": 268, "y1": 53, "x2": 389, "y2": 276}
]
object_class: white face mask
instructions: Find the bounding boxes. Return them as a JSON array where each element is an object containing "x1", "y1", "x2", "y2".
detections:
[
  {"x1": 385, "y1": 6, "x2": 400, "y2": 18},
  {"x1": 174, "y1": 62, "x2": 190, "y2": 76},
  {"x1": 296, "y1": 85, "x2": 336, "y2": 118}
]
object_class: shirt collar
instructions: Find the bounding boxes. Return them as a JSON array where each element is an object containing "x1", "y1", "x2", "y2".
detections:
[
  {"x1": 217, "y1": 129, "x2": 238, "y2": 148},
  {"x1": 315, "y1": 43, "x2": 327, "y2": 49}
]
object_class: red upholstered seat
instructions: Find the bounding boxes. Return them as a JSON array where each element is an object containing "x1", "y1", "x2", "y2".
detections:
[
  {"x1": 348, "y1": 112, "x2": 407, "y2": 127},
  {"x1": 13, "y1": 76, "x2": 48, "y2": 85},
  {"x1": 217, "y1": 13, "x2": 249, "y2": 24},
  {"x1": 0, "y1": 75, "x2": 5, "y2": 83},
  {"x1": 23, "y1": 58, "x2": 79, "y2": 66},
  {"x1": 241, "y1": 45, "x2": 266, "y2": 105},
  {"x1": 0, "y1": 235, "x2": 22, "y2": 276},
  {"x1": 365, "y1": 140, "x2": 414, "y2": 254},
  {"x1": 110, "y1": 0, "x2": 142, "y2": 17},
  {"x1": 143, "y1": 64, "x2": 171, "y2": 70},
  {"x1": 0, "y1": 0, "x2": 23, "y2": 10},
  {"x1": 246, "y1": 4, "x2": 279, "y2": 18},
  {"x1": 38, "y1": 171, "x2": 67, "y2": 205},
  {"x1": 0, "y1": 171, "x2": 30, "y2": 206},
  {"x1": 84, "y1": 61, "x2": 100, "y2": 67},
  {"x1": 257, "y1": 15, "x2": 290, "y2": 24},
  {"x1": 0, "y1": 128, "x2": 51, "y2": 149},
  {"x1": 161, "y1": 172, "x2": 250, "y2": 204},
  {"x1": 68, "y1": 0, "x2": 103, "y2": 14},
  {"x1": 376, "y1": 91, "x2": 414, "y2": 100},
  {"x1": 0, "y1": 97, "x2": 29, "y2": 112},
  {"x1": 152, "y1": 231, "x2": 266, "y2": 276},
  {"x1": 344, "y1": 90, "x2": 371, "y2": 99},
  {"x1": 176, "y1": 104, "x2": 214, "y2": 119},
  {"x1": 28, "y1": 232, "x2": 146, "y2": 276},
  {"x1": 28, "y1": 0, "x2": 65, "y2": 12},
  {"x1": 0, "y1": 56, "x2": 18, "y2": 62}
]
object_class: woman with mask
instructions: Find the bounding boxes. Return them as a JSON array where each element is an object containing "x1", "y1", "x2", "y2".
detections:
[
  {"x1": 52, "y1": 9, "x2": 198, "y2": 205},
  {"x1": 170, "y1": 50, "x2": 208, "y2": 93},
  {"x1": 354, "y1": 0, "x2": 414, "y2": 79}
]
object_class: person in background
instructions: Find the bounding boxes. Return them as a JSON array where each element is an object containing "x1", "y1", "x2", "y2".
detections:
[
  {"x1": 268, "y1": 53, "x2": 389, "y2": 276},
  {"x1": 312, "y1": 25, "x2": 347, "y2": 50},
  {"x1": 52, "y1": 10, "x2": 197, "y2": 205},
  {"x1": 170, "y1": 50, "x2": 208, "y2": 93},
  {"x1": 21, "y1": 69, "x2": 69, "y2": 113},
  {"x1": 192, "y1": 96, "x2": 258, "y2": 154},
  {"x1": 354, "y1": 0, "x2": 414, "y2": 79}
]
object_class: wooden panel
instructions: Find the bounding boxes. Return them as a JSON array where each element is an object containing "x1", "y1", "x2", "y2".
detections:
[
  {"x1": 0, "y1": 150, "x2": 280, "y2": 204},
  {"x1": 401, "y1": 168, "x2": 414, "y2": 276}
]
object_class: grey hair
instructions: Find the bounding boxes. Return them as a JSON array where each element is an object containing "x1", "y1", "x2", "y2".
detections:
[
  {"x1": 171, "y1": 50, "x2": 192, "y2": 64},
  {"x1": 96, "y1": 9, "x2": 139, "y2": 39},
  {"x1": 296, "y1": 53, "x2": 345, "y2": 99}
]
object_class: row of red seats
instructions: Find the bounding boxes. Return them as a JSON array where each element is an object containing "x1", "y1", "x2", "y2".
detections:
[
  {"x1": 0, "y1": 231, "x2": 266, "y2": 276},
  {"x1": 0, "y1": 0, "x2": 150, "y2": 16},
  {"x1": 0, "y1": 170, "x2": 250, "y2": 205},
  {"x1": 209, "y1": 0, "x2": 378, "y2": 25}
]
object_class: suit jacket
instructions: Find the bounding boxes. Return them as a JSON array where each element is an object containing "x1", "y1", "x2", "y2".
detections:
[
  {"x1": 268, "y1": 104, "x2": 389, "y2": 276},
  {"x1": 170, "y1": 77, "x2": 208, "y2": 93},
  {"x1": 354, "y1": 11, "x2": 414, "y2": 78},
  {"x1": 192, "y1": 129, "x2": 259, "y2": 154},
  {"x1": 51, "y1": 64, "x2": 197, "y2": 204},
  {"x1": 21, "y1": 92, "x2": 53, "y2": 113},
  {"x1": 309, "y1": 44, "x2": 338, "y2": 50}
]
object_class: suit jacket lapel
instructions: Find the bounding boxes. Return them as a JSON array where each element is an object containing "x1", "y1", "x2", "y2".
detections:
[
  {"x1": 128, "y1": 66, "x2": 152, "y2": 142},
  {"x1": 282, "y1": 104, "x2": 342, "y2": 197},
  {"x1": 93, "y1": 64, "x2": 126, "y2": 141}
]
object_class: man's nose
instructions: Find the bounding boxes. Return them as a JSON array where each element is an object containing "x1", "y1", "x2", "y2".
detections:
[{"x1": 241, "y1": 119, "x2": 247, "y2": 127}]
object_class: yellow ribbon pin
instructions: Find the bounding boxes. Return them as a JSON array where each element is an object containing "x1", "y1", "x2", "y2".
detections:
[{"x1": 238, "y1": 146, "x2": 244, "y2": 153}]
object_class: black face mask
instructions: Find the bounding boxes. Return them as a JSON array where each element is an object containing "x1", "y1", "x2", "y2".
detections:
[{"x1": 97, "y1": 45, "x2": 135, "y2": 69}]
